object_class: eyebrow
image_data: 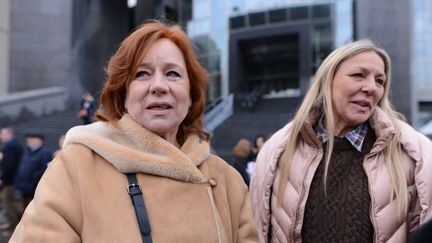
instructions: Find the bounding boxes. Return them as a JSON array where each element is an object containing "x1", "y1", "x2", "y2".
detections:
[
  {"x1": 138, "y1": 62, "x2": 184, "y2": 69},
  {"x1": 357, "y1": 66, "x2": 386, "y2": 78}
]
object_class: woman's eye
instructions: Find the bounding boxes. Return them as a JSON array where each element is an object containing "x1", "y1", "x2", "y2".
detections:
[
  {"x1": 351, "y1": 73, "x2": 364, "y2": 78},
  {"x1": 166, "y1": 71, "x2": 181, "y2": 78},
  {"x1": 135, "y1": 70, "x2": 150, "y2": 79},
  {"x1": 376, "y1": 79, "x2": 385, "y2": 86}
]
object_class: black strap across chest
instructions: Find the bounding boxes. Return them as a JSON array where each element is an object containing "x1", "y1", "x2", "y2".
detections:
[{"x1": 126, "y1": 173, "x2": 152, "y2": 243}]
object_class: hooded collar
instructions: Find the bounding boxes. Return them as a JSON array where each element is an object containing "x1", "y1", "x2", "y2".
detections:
[{"x1": 64, "y1": 115, "x2": 210, "y2": 183}]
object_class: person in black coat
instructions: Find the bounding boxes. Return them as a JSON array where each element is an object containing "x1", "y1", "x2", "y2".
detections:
[
  {"x1": 15, "y1": 134, "x2": 52, "y2": 209},
  {"x1": 231, "y1": 138, "x2": 253, "y2": 186},
  {"x1": 77, "y1": 91, "x2": 95, "y2": 125},
  {"x1": 0, "y1": 127, "x2": 24, "y2": 230}
]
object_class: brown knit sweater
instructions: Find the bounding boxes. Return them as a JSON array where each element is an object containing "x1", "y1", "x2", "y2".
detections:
[{"x1": 301, "y1": 128, "x2": 376, "y2": 243}]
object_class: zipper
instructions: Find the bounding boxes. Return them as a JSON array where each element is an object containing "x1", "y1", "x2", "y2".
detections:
[{"x1": 289, "y1": 149, "x2": 323, "y2": 242}]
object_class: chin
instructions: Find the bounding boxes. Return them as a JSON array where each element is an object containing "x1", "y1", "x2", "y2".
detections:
[
  {"x1": 148, "y1": 123, "x2": 179, "y2": 136},
  {"x1": 349, "y1": 116, "x2": 370, "y2": 126}
]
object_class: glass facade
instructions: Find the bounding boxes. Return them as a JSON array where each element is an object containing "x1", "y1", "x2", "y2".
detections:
[
  {"x1": 413, "y1": 0, "x2": 432, "y2": 90},
  {"x1": 186, "y1": 0, "x2": 353, "y2": 103},
  {"x1": 187, "y1": 0, "x2": 227, "y2": 105},
  {"x1": 413, "y1": 0, "x2": 432, "y2": 125}
]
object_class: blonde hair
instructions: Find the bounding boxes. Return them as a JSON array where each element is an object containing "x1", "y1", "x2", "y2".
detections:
[{"x1": 277, "y1": 39, "x2": 408, "y2": 217}]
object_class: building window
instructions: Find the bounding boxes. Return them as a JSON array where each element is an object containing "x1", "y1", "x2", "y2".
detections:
[
  {"x1": 312, "y1": 4, "x2": 331, "y2": 19},
  {"x1": 269, "y1": 9, "x2": 287, "y2": 23},
  {"x1": 289, "y1": 6, "x2": 309, "y2": 20},
  {"x1": 249, "y1": 12, "x2": 266, "y2": 26},
  {"x1": 230, "y1": 15, "x2": 246, "y2": 29}
]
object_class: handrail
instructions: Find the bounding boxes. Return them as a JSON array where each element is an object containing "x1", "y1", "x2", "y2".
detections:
[
  {"x1": 204, "y1": 94, "x2": 234, "y2": 134},
  {"x1": 0, "y1": 86, "x2": 68, "y2": 126}
]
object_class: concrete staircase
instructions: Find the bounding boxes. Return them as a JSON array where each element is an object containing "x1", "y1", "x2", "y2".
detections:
[
  {"x1": 210, "y1": 97, "x2": 301, "y2": 162},
  {"x1": 7, "y1": 97, "x2": 302, "y2": 161},
  {"x1": 10, "y1": 109, "x2": 83, "y2": 154}
]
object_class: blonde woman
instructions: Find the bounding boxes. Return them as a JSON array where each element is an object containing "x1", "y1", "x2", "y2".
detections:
[{"x1": 250, "y1": 39, "x2": 432, "y2": 242}]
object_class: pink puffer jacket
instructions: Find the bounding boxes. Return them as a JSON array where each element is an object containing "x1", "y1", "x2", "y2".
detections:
[{"x1": 250, "y1": 107, "x2": 432, "y2": 243}]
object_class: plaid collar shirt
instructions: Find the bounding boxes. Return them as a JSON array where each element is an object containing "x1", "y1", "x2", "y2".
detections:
[{"x1": 316, "y1": 119, "x2": 369, "y2": 152}]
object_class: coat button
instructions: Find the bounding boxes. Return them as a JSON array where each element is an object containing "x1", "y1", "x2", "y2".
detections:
[{"x1": 209, "y1": 178, "x2": 217, "y2": 187}]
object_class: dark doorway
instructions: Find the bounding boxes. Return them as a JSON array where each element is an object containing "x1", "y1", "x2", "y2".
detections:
[{"x1": 238, "y1": 34, "x2": 299, "y2": 95}]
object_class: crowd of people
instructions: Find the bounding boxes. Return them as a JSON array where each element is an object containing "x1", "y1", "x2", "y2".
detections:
[
  {"x1": 0, "y1": 129, "x2": 54, "y2": 231},
  {"x1": 0, "y1": 20, "x2": 431, "y2": 242}
]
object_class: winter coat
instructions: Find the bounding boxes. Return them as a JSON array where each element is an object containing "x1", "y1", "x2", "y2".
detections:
[
  {"x1": 250, "y1": 107, "x2": 432, "y2": 243},
  {"x1": 10, "y1": 115, "x2": 258, "y2": 243},
  {"x1": 231, "y1": 156, "x2": 251, "y2": 186},
  {"x1": 15, "y1": 146, "x2": 52, "y2": 197},
  {"x1": 0, "y1": 139, "x2": 23, "y2": 186}
]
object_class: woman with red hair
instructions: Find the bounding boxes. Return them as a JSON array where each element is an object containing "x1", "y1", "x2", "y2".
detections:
[{"x1": 11, "y1": 20, "x2": 258, "y2": 243}]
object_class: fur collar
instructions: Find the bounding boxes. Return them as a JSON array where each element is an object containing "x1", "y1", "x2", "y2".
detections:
[{"x1": 64, "y1": 115, "x2": 210, "y2": 183}]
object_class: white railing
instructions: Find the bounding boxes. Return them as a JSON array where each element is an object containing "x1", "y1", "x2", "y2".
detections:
[
  {"x1": 204, "y1": 94, "x2": 234, "y2": 134},
  {"x1": 0, "y1": 86, "x2": 68, "y2": 124}
]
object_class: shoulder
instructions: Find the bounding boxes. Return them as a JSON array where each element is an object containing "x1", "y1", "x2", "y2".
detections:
[
  {"x1": 398, "y1": 120, "x2": 432, "y2": 162},
  {"x1": 250, "y1": 122, "x2": 293, "y2": 199},
  {"x1": 51, "y1": 144, "x2": 97, "y2": 169},
  {"x1": 41, "y1": 146, "x2": 52, "y2": 155},
  {"x1": 398, "y1": 122, "x2": 432, "y2": 223},
  {"x1": 254, "y1": 122, "x2": 293, "y2": 176},
  {"x1": 5, "y1": 140, "x2": 22, "y2": 150}
]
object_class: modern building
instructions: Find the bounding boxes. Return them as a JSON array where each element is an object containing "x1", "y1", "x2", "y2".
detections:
[
  {"x1": 355, "y1": 0, "x2": 412, "y2": 122},
  {"x1": 0, "y1": 0, "x2": 11, "y2": 96},
  {"x1": 1, "y1": 0, "x2": 430, "y2": 128},
  {"x1": 412, "y1": 0, "x2": 432, "y2": 126},
  {"x1": 185, "y1": 0, "x2": 431, "y2": 127},
  {"x1": 0, "y1": 0, "x2": 130, "y2": 99},
  {"x1": 186, "y1": 0, "x2": 353, "y2": 104}
]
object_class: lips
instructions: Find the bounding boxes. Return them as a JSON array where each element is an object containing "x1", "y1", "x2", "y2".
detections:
[
  {"x1": 352, "y1": 100, "x2": 371, "y2": 109},
  {"x1": 146, "y1": 102, "x2": 173, "y2": 110}
]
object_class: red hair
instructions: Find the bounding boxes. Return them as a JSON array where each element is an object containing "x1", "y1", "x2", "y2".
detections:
[{"x1": 95, "y1": 20, "x2": 209, "y2": 143}]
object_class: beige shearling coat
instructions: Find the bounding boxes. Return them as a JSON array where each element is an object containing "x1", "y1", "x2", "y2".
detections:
[
  {"x1": 251, "y1": 107, "x2": 432, "y2": 243},
  {"x1": 10, "y1": 115, "x2": 258, "y2": 243}
]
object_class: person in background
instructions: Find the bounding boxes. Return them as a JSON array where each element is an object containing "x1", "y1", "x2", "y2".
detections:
[
  {"x1": 77, "y1": 91, "x2": 95, "y2": 125},
  {"x1": 251, "y1": 134, "x2": 266, "y2": 161},
  {"x1": 231, "y1": 138, "x2": 253, "y2": 186},
  {"x1": 251, "y1": 39, "x2": 432, "y2": 242},
  {"x1": 10, "y1": 20, "x2": 258, "y2": 242},
  {"x1": 14, "y1": 134, "x2": 52, "y2": 209},
  {"x1": 0, "y1": 128, "x2": 23, "y2": 231},
  {"x1": 246, "y1": 135, "x2": 267, "y2": 181},
  {"x1": 53, "y1": 134, "x2": 65, "y2": 157}
]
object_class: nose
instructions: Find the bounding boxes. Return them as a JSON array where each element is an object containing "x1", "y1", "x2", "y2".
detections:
[
  {"x1": 361, "y1": 76, "x2": 378, "y2": 94},
  {"x1": 149, "y1": 73, "x2": 168, "y2": 95}
]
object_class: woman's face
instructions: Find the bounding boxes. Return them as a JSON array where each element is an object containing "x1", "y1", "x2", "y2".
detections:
[
  {"x1": 125, "y1": 38, "x2": 191, "y2": 146},
  {"x1": 331, "y1": 51, "x2": 386, "y2": 136},
  {"x1": 255, "y1": 136, "x2": 265, "y2": 150}
]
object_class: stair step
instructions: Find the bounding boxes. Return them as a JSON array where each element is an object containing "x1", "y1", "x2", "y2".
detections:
[
  {"x1": 210, "y1": 97, "x2": 300, "y2": 162},
  {"x1": 10, "y1": 109, "x2": 83, "y2": 153}
]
